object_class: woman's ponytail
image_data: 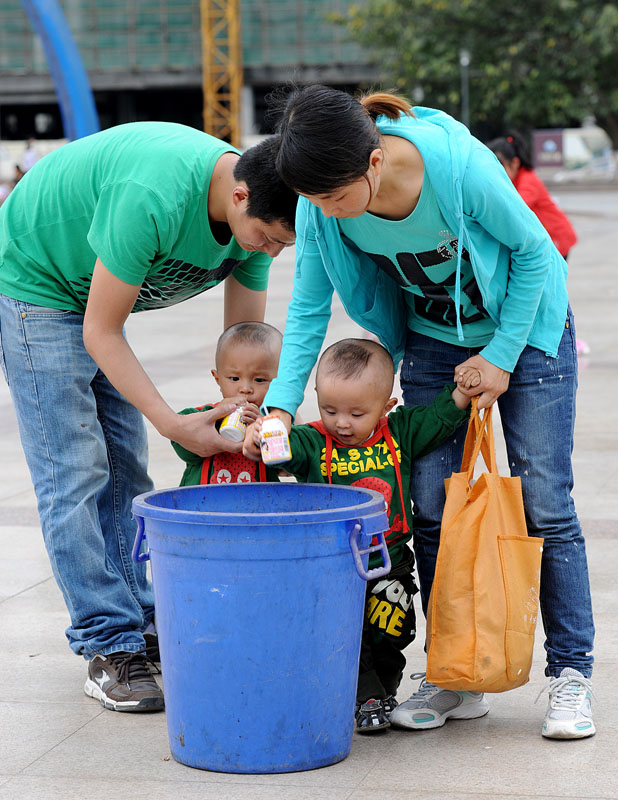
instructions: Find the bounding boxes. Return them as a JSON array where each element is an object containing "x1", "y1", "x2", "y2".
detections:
[{"x1": 360, "y1": 91, "x2": 414, "y2": 122}]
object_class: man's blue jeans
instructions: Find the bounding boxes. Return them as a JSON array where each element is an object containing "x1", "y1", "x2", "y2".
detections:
[
  {"x1": 0, "y1": 295, "x2": 154, "y2": 657},
  {"x1": 400, "y1": 309, "x2": 594, "y2": 677}
]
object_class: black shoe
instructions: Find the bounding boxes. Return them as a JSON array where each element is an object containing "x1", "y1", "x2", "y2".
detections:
[
  {"x1": 84, "y1": 651, "x2": 165, "y2": 712},
  {"x1": 383, "y1": 694, "x2": 398, "y2": 715},
  {"x1": 355, "y1": 698, "x2": 391, "y2": 733},
  {"x1": 143, "y1": 621, "x2": 160, "y2": 665}
]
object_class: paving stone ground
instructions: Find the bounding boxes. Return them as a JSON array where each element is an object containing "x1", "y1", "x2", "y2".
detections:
[{"x1": 1, "y1": 188, "x2": 616, "y2": 800}]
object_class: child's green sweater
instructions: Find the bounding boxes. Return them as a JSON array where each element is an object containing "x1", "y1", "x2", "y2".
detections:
[{"x1": 285, "y1": 384, "x2": 469, "y2": 566}]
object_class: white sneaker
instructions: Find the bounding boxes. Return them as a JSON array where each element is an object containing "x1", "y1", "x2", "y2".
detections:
[
  {"x1": 389, "y1": 673, "x2": 490, "y2": 730},
  {"x1": 540, "y1": 667, "x2": 595, "y2": 739}
]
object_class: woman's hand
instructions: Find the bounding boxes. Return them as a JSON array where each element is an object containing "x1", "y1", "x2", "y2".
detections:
[
  {"x1": 265, "y1": 408, "x2": 293, "y2": 432},
  {"x1": 454, "y1": 354, "x2": 510, "y2": 409}
]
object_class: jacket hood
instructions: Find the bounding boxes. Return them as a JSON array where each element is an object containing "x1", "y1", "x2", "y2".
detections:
[{"x1": 377, "y1": 107, "x2": 473, "y2": 217}]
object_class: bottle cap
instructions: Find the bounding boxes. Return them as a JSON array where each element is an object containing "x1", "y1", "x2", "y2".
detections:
[{"x1": 220, "y1": 426, "x2": 245, "y2": 443}]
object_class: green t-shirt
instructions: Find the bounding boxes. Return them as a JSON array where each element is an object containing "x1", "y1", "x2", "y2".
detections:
[
  {"x1": 0, "y1": 122, "x2": 271, "y2": 312},
  {"x1": 339, "y1": 176, "x2": 495, "y2": 348}
]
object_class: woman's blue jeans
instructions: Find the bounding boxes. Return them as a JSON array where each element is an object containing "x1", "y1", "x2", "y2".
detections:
[
  {"x1": 0, "y1": 295, "x2": 154, "y2": 657},
  {"x1": 400, "y1": 309, "x2": 594, "y2": 677}
]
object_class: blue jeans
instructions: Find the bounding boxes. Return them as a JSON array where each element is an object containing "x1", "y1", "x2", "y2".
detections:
[
  {"x1": 400, "y1": 309, "x2": 594, "y2": 677},
  {"x1": 0, "y1": 295, "x2": 154, "y2": 657}
]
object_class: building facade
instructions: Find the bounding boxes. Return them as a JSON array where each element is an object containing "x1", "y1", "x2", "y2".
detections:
[{"x1": 0, "y1": 0, "x2": 374, "y2": 140}]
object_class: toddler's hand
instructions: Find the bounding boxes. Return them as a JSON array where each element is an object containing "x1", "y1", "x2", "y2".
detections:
[
  {"x1": 456, "y1": 365, "x2": 481, "y2": 390},
  {"x1": 453, "y1": 355, "x2": 510, "y2": 409},
  {"x1": 238, "y1": 402, "x2": 260, "y2": 425},
  {"x1": 452, "y1": 367, "x2": 482, "y2": 408},
  {"x1": 242, "y1": 417, "x2": 264, "y2": 462}
]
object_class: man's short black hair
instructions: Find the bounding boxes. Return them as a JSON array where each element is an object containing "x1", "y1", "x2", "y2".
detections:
[{"x1": 233, "y1": 135, "x2": 297, "y2": 233}]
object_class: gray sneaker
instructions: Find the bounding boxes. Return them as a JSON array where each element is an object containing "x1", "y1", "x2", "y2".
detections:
[
  {"x1": 389, "y1": 673, "x2": 489, "y2": 730},
  {"x1": 84, "y1": 651, "x2": 164, "y2": 712},
  {"x1": 540, "y1": 668, "x2": 595, "y2": 739}
]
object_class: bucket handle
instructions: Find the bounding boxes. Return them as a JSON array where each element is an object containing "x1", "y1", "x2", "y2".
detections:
[
  {"x1": 349, "y1": 521, "x2": 391, "y2": 581},
  {"x1": 132, "y1": 515, "x2": 150, "y2": 563}
]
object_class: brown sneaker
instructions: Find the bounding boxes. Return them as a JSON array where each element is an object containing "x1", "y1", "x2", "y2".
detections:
[{"x1": 84, "y1": 651, "x2": 164, "y2": 712}]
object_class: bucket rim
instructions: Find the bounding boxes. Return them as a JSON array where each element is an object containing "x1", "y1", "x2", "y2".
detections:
[{"x1": 132, "y1": 482, "x2": 386, "y2": 526}]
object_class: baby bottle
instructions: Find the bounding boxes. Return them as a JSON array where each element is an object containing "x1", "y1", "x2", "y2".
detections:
[
  {"x1": 219, "y1": 408, "x2": 247, "y2": 442},
  {"x1": 260, "y1": 415, "x2": 292, "y2": 465}
]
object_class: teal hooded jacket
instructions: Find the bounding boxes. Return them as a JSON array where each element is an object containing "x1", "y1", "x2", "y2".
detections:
[{"x1": 264, "y1": 107, "x2": 569, "y2": 418}]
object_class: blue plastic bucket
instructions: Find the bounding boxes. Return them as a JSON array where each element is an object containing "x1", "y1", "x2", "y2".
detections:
[{"x1": 132, "y1": 482, "x2": 390, "y2": 774}]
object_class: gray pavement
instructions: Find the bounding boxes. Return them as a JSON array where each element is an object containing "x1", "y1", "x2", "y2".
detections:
[{"x1": 1, "y1": 189, "x2": 617, "y2": 800}]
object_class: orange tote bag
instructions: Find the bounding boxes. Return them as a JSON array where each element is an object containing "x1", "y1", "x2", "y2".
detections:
[{"x1": 426, "y1": 399, "x2": 543, "y2": 693}]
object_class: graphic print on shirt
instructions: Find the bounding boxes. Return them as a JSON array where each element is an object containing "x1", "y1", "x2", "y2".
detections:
[
  {"x1": 68, "y1": 258, "x2": 242, "y2": 312},
  {"x1": 133, "y1": 257, "x2": 242, "y2": 310},
  {"x1": 320, "y1": 440, "x2": 400, "y2": 480},
  {"x1": 365, "y1": 232, "x2": 487, "y2": 327}
]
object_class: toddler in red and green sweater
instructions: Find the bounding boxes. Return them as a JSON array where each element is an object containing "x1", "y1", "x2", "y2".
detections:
[
  {"x1": 171, "y1": 321, "x2": 283, "y2": 485},
  {"x1": 244, "y1": 338, "x2": 479, "y2": 733}
]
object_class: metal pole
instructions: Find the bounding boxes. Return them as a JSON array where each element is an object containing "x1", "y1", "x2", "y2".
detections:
[{"x1": 459, "y1": 48, "x2": 470, "y2": 129}]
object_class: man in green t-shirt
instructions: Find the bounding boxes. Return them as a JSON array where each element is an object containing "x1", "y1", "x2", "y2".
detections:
[{"x1": 0, "y1": 123, "x2": 297, "y2": 712}]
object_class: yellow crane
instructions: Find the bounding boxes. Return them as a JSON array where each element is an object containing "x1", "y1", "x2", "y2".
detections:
[{"x1": 200, "y1": 0, "x2": 242, "y2": 148}]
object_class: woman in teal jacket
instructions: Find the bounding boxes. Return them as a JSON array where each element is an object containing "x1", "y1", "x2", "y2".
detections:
[{"x1": 263, "y1": 85, "x2": 595, "y2": 740}]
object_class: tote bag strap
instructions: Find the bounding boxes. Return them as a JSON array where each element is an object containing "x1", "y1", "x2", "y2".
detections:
[{"x1": 460, "y1": 397, "x2": 497, "y2": 480}]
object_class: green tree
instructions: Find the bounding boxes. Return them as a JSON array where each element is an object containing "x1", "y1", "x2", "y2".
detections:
[{"x1": 340, "y1": 0, "x2": 618, "y2": 147}]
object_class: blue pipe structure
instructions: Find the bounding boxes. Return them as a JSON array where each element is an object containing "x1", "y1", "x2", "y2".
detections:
[{"x1": 19, "y1": 0, "x2": 100, "y2": 140}]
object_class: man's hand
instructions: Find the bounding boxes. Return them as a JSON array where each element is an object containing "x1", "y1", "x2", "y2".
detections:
[
  {"x1": 454, "y1": 354, "x2": 510, "y2": 409},
  {"x1": 171, "y1": 402, "x2": 245, "y2": 457}
]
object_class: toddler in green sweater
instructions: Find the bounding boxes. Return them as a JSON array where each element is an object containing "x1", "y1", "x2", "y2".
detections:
[
  {"x1": 172, "y1": 321, "x2": 283, "y2": 485},
  {"x1": 244, "y1": 338, "x2": 479, "y2": 733}
]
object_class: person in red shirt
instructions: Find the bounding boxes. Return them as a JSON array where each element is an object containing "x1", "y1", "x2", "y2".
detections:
[
  {"x1": 488, "y1": 132, "x2": 588, "y2": 354},
  {"x1": 488, "y1": 132, "x2": 577, "y2": 259}
]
